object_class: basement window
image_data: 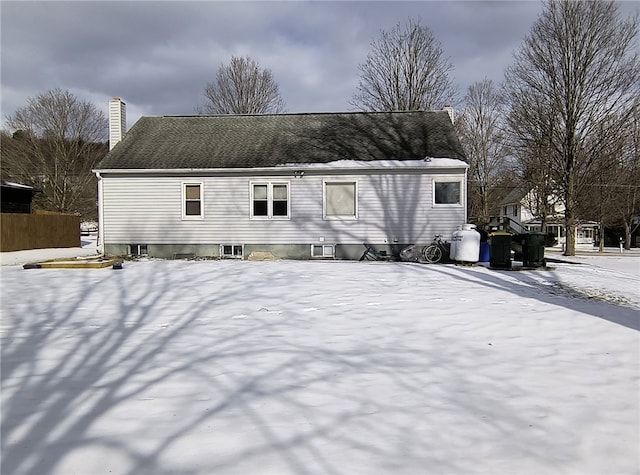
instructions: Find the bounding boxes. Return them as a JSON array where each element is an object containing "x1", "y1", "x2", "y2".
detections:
[
  {"x1": 221, "y1": 244, "x2": 243, "y2": 259},
  {"x1": 129, "y1": 244, "x2": 148, "y2": 256},
  {"x1": 311, "y1": 244, "x2": 334, "y2": 258}
]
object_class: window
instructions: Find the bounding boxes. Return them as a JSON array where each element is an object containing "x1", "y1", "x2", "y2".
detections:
[
  {"x1": 183, "y1": 182, "x2": 203, "y2": 219},
  {"x1": 324, "y1": 181, "x2": 357, "y2": 219},
  {"x1": 434, "y1": 181, "x2": 462, "y2": 206},
  {"x1": 312, "y1": 244, "x2": 334, "y2": 258},
  {"x1": 129, "y1": 244, "x2": 148, "y2": 256},
  {"x1": 221, "y1": 244, "x2": 243, "y2": 258},
  {"x1": 512, "y1": 204, "x2": 518, "y2": 217},
  {"x1": 250, "y1": 182, "x2": 289, "y2": 219}
]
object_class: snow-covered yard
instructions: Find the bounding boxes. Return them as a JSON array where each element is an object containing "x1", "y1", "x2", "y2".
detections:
[{"x1": 1, "y1": 248, "x2": 638, "y2": 474}]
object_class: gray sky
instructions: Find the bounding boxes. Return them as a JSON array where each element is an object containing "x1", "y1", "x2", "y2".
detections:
[{"x1": 1, "y1": 1, "x2": 638, "y2": 131}]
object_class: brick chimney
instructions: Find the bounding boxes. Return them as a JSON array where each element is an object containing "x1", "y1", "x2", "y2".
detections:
[{"x1": 109, "y1": 97, "x2": 126, "y2": 150}]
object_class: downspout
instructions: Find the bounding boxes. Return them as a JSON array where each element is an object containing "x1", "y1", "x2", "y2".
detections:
[
  {"x1": 464, "y1": 167, "x2": 468, "y2": 223},
  {"x1": 96, "y1": 171, "x2": 104, "y2": 255}
]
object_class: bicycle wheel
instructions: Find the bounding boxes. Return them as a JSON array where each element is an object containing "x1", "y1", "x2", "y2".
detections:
[{"x1": 422, "y1": 244, "x2": 443, "y2": 264}]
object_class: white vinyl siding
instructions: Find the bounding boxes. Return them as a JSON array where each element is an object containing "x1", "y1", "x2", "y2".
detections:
[{"x1": 100, "y1": 170, "x2": 466, "y2": 245}]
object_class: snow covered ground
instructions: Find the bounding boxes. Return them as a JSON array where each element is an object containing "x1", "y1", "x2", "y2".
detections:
[
  {"x1": 0, "y1": 235, "x2": 100, "y2": 267},
  {"x1": 1, "y1": 242, "x2": 638, "y2": 474}
]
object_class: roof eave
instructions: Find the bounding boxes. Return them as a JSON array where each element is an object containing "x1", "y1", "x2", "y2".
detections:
[{"x1": 93, "y1": 162, "x2": 469, "y2": 176}]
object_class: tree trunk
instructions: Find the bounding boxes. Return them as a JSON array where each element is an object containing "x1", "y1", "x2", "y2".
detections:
[
  {"x1": 624, "y1": 221, "x2": 631, "y2": 250},
  {"x1": 598, "y1": 223, "x2": 605, "y2": 252},
  {"x1": 563, "y1": 173, "x2": 576, "y2": 256},
  {"x1": 565, "y1": 220, "x2": 576, "y2": 256}
]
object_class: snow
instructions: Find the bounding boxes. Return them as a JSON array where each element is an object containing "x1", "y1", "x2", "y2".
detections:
[
  {"x1": 1, "y1": 242, "x2": 639, "y2": 474},
  {"x1": 277, "y1": 158, "x2": 468, "y2": 169},
  {"x1": 0, "y1": 235, "x2": 100, "y2": 267},
  {"x1": 1, "y1": 181, "x2": 35, "y2": 190}
]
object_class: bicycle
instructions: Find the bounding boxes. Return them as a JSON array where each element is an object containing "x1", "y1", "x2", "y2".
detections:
[
  {"x1": 422, "y1": 235, "x2": 450, "y2": 264},
  {"x1": 359, "y1": 243, "x2": 393, "y2": 261}
]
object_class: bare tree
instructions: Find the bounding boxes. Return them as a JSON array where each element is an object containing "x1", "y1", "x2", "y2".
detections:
[
  {"x1": 457, "y1": 79, "x2": 509, "y2": 220},
  {"x1": 505, "y1": 0, "x2": 639, "y2": 255},
  {"x1": 2, "y1": 88, "x2": 107, "y2": 217},
  {"x1": 609, "y1": 98, "x2": 640, "y2": 249},
  {"x1": 199, "y1": 56, "x2": 286, "y2": 114},
  {"x1": 351, "y1": 19, "x2": 457, "y2": 112},
  {"x1": 510, "y1": 99, "x2": 560, "y2": 234}
]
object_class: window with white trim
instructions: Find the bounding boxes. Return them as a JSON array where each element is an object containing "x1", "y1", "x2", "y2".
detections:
[
  {"x1": 182, "y1": 182, "x2": 204, "y2": 219},
  {"x1": 434, "y1": 180, "x2": 462, "y2": 206},
  {"x1": 311, "y1": 244, "x2": 334, "y2": 258},
  {"x1": 324, "y1": 181, "x2": 357, "y2": 219},
  {"x1": 129, "y1": 244, "x2": 148, "y2": 256},
  {"x1": 250, "y1": 182, "x2": 290, "y2": 219},
  {"x1": 221, "y1": 244, "x2": 243, "y2": 258}
]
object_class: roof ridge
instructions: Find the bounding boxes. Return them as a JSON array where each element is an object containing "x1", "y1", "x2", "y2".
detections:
[{"x1": 160, "y1": 110, "x2": 446, "y2": 119}]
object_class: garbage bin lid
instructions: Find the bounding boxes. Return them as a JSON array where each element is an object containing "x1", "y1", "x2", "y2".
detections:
[{"x1": 489, "y1": 231, "x2": 511, "y2": 236}]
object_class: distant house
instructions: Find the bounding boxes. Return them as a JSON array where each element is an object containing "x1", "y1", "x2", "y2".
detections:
[
  {"x1": 0, "y1": 181, "x2": 38, "y2": 214},
  {"x1": 94, "y1": 100, "x2": 468, "y2": 259},
  {"x1": 500, "y1": 187, "x2": 598, "y2": 245}
]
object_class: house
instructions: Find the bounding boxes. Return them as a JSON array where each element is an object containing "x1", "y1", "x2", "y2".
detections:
[
  {"x1": 499, "y1": 187, "x2": 598, "y2": 245},
  {"x1": 0, "y1": 181, "x2": 38, "y2": 213},
  {"x1": 94, "y1": 101, "x2": 468, "y2": 260}
]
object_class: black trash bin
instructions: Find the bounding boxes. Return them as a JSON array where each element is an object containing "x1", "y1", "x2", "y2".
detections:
[
  {"x1": 522, "y1": 231, "x2": 546, "y2": 267},
  {"x1": 489, "y1": 232, "x2": 512, "y2": 269}
]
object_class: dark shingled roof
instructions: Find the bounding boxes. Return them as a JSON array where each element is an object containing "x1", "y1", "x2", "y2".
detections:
[
  {"x1": 96, "y1": 111, "x2": 467, "y2": 170},
  {"x1": 501, "y1": 186, "x2": 530, "y2": 205}
]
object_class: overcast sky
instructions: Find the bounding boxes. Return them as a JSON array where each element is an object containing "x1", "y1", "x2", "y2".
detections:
[{"x1": 1, "y1": 1, "x2": 638, "y2": 132}]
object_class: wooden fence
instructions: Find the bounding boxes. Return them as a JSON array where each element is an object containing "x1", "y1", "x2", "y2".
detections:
[{"x1": 0, "y1": 211, "x2": 80, "y2": 252}]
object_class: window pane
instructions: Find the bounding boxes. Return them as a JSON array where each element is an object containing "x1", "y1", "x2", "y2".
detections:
[
  {"x1": 435, "y1": 182, "x2": 460, "y2": 204},
  {"x1": 326, "y1": 182, "x2": 355, "y2": 217},
  {"x1": 186, "y1": 201, "x2": 201, "y2": 216},
  {"x1": 253, "y1": 200, "x2": 268, "y2": 216},
  {"x1": 273, "y1": 184, "x2": 287, "y2": 200},
  {"x1": 185, "y1": 184, "x2": 200, "y2": 200},
  {"x1": 253, "y1": 184, "x2": 267, "y2": 200},
  {"x1": 273, "y1": 200, "x2": 288, "y2": 216}
]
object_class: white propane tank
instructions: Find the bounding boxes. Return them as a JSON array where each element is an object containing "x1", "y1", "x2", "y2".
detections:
[
  {"x1": 450, "y1": 225, "x2": 462, "y2": 261},
  {"x1": 454, "y1": 224, "x2": 481, "y2": 263}
]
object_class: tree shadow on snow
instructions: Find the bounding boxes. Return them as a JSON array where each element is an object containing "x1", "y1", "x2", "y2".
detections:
[
  {"x1": 1, "y1": 259, "x2": 636, "y2": 475},
  {"x1": 406, "y1": 262, "x2": 639, "y2": 332}
]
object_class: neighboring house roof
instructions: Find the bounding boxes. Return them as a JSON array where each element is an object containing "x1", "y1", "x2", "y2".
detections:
[
  {"x1": 1, "y1": 181, "x2": 35, "y2": 191},
  {"x1": 95, "y1": 111, "x2": 466, "y2": 171},
  {"x1": 500, "y1": 187, "x2": 529, "y2": 206}
]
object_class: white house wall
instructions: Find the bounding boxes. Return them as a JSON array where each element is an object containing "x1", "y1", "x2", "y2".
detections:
[{"x1": 100, "y1": 171, "x2": 466, "y2": 248}]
